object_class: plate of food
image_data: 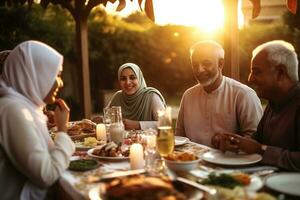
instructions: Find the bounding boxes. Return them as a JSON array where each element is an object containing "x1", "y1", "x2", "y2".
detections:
[
  {"x1": 74, "y1": 137, "x2": 105, "y2": 151},
  {"x1": 68, "y1": 159, "x2": 101, "y2": 171},
  {"x1": 87, "y1": 142, "x2": 129, "y2": 161},
  {"x1": 50, "y1": 119, "x2": 96, "y2": 141},
  {"x1": 175, "y1": 136, "x2": 190, "y2": 146},
  {"x1": 199, "y1": 172, "x2": 263, "y2": 192},
  {"x1": 202, "y1": 150, "x2": 262, "y2": 166},
  {"x1": 89, "y1": 175, "x2": 204, "y2": 200}
]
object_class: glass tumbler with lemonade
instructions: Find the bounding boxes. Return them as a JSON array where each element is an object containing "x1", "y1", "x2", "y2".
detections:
[{"x1": 156, "y1": 107, "x2": 174, "y2": 157}]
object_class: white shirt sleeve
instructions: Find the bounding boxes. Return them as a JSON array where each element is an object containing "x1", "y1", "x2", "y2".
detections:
[
  {"x1": 236, "y1": 89, "x2": 263, "y2": 137},
  {"x1": 139, "y1": 93, "x2": 165, "y2": 130},
  {"x1": 175, "y1": 94, "x2": 186, "y2": 137},
  {"x1": 0, "y1": 103, "x2": 75, "y2": 188}
]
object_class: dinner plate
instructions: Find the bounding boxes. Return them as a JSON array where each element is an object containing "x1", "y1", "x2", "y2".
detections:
[
  {"x1": 74, "y1": 142, "x2": 95, "y2": 151},
  {"x1": 49, "y1": 121, "x2": 77, "y2": 132},
  {"x1": 50, "y1": 120, "x2": 96, "y2": 141},
  {"x1": 191, "y1": 170, "x2": 263, "y2": 192},
  {"x1": 74, "y1": 140, "x2": 105, "y2": 151},
  {"x1": 265, "y1": 173, "x2": 300, "y2": 196},
  {"x1": 87, "y1": 148, "x2": 129, "y2": 161},
  {"x1": 202, "y1": 150, "x2": 262, "y2": 166},
  {"x1": 175, "y1": 136, "x2": 190, "y2": 146},
  {"x1": 88, "y1": 176, "x2": 204, "y2": 200}
]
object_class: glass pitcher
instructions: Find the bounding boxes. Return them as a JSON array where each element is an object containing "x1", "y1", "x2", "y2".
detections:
[{"x1": 109, "y1": 106, "x2": 125, "y2": 145}]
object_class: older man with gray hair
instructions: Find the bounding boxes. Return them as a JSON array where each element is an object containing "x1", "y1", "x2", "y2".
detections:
[
  {"x1": 176, "y1": 40, "x2": 263, "y2": 146},
  {"x1": 213, "y1": 40, "x2": 300, "y2": 171}
]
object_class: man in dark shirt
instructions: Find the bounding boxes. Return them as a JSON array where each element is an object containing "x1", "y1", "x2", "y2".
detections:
[{"x1": 212, "y1": 40, "x2": 300, "y2": 171}]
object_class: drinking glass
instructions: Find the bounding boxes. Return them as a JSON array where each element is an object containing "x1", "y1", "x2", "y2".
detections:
[
  {"x1": 143, "y1": 129, "x2": 158, "y2": 173},
  {"x1": 156, "y1": 106, "x2": 174, "y2": 157}
]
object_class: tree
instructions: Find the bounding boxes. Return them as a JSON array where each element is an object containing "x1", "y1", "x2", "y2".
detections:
[
  {"x1": 2, "y1": 0, "x2": 154, "y2": 118},
  {"x1": 2, "y1": 0, "x2": 297, "y2": 117}
]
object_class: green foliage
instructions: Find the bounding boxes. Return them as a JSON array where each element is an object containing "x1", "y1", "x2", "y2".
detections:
[
  {"x1": 0, "y1": 5, "x2": 74, "y2": 52},
  {"x1": 1, "y1": 5, "x2": 300, "y2": 116},
  {"x1": 87, "y1": 9, "x2": 211, "y2": 109}
]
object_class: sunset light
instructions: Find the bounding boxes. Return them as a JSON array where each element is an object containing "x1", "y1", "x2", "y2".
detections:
[
  {"x1": 105, "y1": 0, "x2": 245, "y2": 33},
  {"x1": 153, "y1": 0, "x2": 224, "y2": 33}
]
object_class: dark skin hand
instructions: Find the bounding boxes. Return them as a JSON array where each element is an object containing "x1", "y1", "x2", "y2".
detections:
[
  {"x1": 211, "y1": 133, "x2": 240, "y2": 153},
  {"x1": 211, "y1": 133, "x2": 263, "y2": 154}
]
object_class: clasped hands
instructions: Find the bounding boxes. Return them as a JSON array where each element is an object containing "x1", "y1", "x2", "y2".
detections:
[
  {"x1": 211, "y1": 133, "x2": 263, "y2": 154},
  {"x1": 44, "y1": 98, "x2": 70, "y2": 132}
]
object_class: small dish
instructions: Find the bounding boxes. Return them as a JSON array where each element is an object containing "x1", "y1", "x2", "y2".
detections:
[
  {"x1": 68, "y1": 159, "x2": 101, "y2": 171},
  {"x1": 164, "y1": 157, "x2": 200, "y2": 172}
]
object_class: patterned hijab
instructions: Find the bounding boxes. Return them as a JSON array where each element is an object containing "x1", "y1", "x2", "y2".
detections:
[{"x1": 109, "y1": 63, "x2": 166, "y2": 121}]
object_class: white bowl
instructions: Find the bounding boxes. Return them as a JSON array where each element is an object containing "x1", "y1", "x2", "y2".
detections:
[{"x1": 164, "y1": 157, "x2": 200, "y2": 172}]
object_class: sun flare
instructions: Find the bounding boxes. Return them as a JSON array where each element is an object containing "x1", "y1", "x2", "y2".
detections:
[
  {"x1": 105, "y1": 0, "x2": 244, "y2": 33},
  {"x1": 153, "y1": 0, "x2": 224, "y2": 33}
]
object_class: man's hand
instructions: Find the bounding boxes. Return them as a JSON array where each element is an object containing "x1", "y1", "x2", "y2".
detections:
[
  {"x1": 54, "y1": 98, "x2": 70, "y2": 132},
  {"x1": 238, "y1": 136, "x2": 263, "y2": 154},
  {"x1": 212, "y1": 133, "x2": 263, "y2": 154},
  {"x1": 123, "y1": 119, "x2": 141, "y2": 130},
  {"x1": 211, "y1": 133, "x2": 240, "y2": 153}
]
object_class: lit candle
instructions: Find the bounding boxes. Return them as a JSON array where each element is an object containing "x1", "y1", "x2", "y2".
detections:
[
  {"x1": 130, "y1": 143, "x2": 144, "y2": 170},
  {"x1": 96, "y1": 123, "x2": 106, "y2": 142}
]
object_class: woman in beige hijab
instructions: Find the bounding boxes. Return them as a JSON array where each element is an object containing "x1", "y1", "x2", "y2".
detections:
[{"x1": 0, "y1": 41, "x2": 75, "y2": 200}]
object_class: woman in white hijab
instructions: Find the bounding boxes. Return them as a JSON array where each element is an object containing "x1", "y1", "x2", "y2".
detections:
[
  {"x1": 0, "y1": 41, "x2": 75, "y2": 200},
  {"x1": 108, "y1": 63, "x2": 166, "y2": 130}
]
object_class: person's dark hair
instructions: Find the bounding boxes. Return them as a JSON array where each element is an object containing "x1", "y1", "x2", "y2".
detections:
[{"x1": 0, "y1": 50, "x2": 11, "y2": 74}]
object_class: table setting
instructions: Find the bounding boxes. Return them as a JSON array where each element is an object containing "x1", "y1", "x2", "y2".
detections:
[{"x1": 55, "y1": 106, "x2": 299, "y2": 200}]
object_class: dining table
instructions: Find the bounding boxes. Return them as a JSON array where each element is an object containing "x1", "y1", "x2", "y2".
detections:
[{"x1": 56, "y1": 138, "x2": 299, "y2": 200}]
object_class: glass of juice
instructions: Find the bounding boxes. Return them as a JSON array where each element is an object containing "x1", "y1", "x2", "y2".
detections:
[{"x1": 156, "y1": 107, "x2": 174, "y2": 157}]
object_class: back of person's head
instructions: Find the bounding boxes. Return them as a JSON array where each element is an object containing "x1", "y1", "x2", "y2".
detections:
[
  {"x1": 190, "y1": 40, "x2": 225, "y2": 60},
  {"x1": 1, "y1": 40, "x2": 63, "y2": 106},
  {"x1": 0, "y1": 50, "x2": 11, "y2": 74},
  {"x1": 252, "y1": 40, "x2": 299, "y2": 81}
]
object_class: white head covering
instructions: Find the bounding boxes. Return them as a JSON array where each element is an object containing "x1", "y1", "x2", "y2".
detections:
[
  {"x1": 0, "y1": 40, "x2": 63, "y2": 148},
  {"x1": 0, "y1": 41, "x2": 64, "y2": 200},
  {"x1": 0, "y1": 41, "x2": 63, "y2": 107}
]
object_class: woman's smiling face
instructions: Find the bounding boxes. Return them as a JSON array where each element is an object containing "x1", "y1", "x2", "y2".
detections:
[{"x1": 119, "y1": 68, "x2": 139, "y2": 95}]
